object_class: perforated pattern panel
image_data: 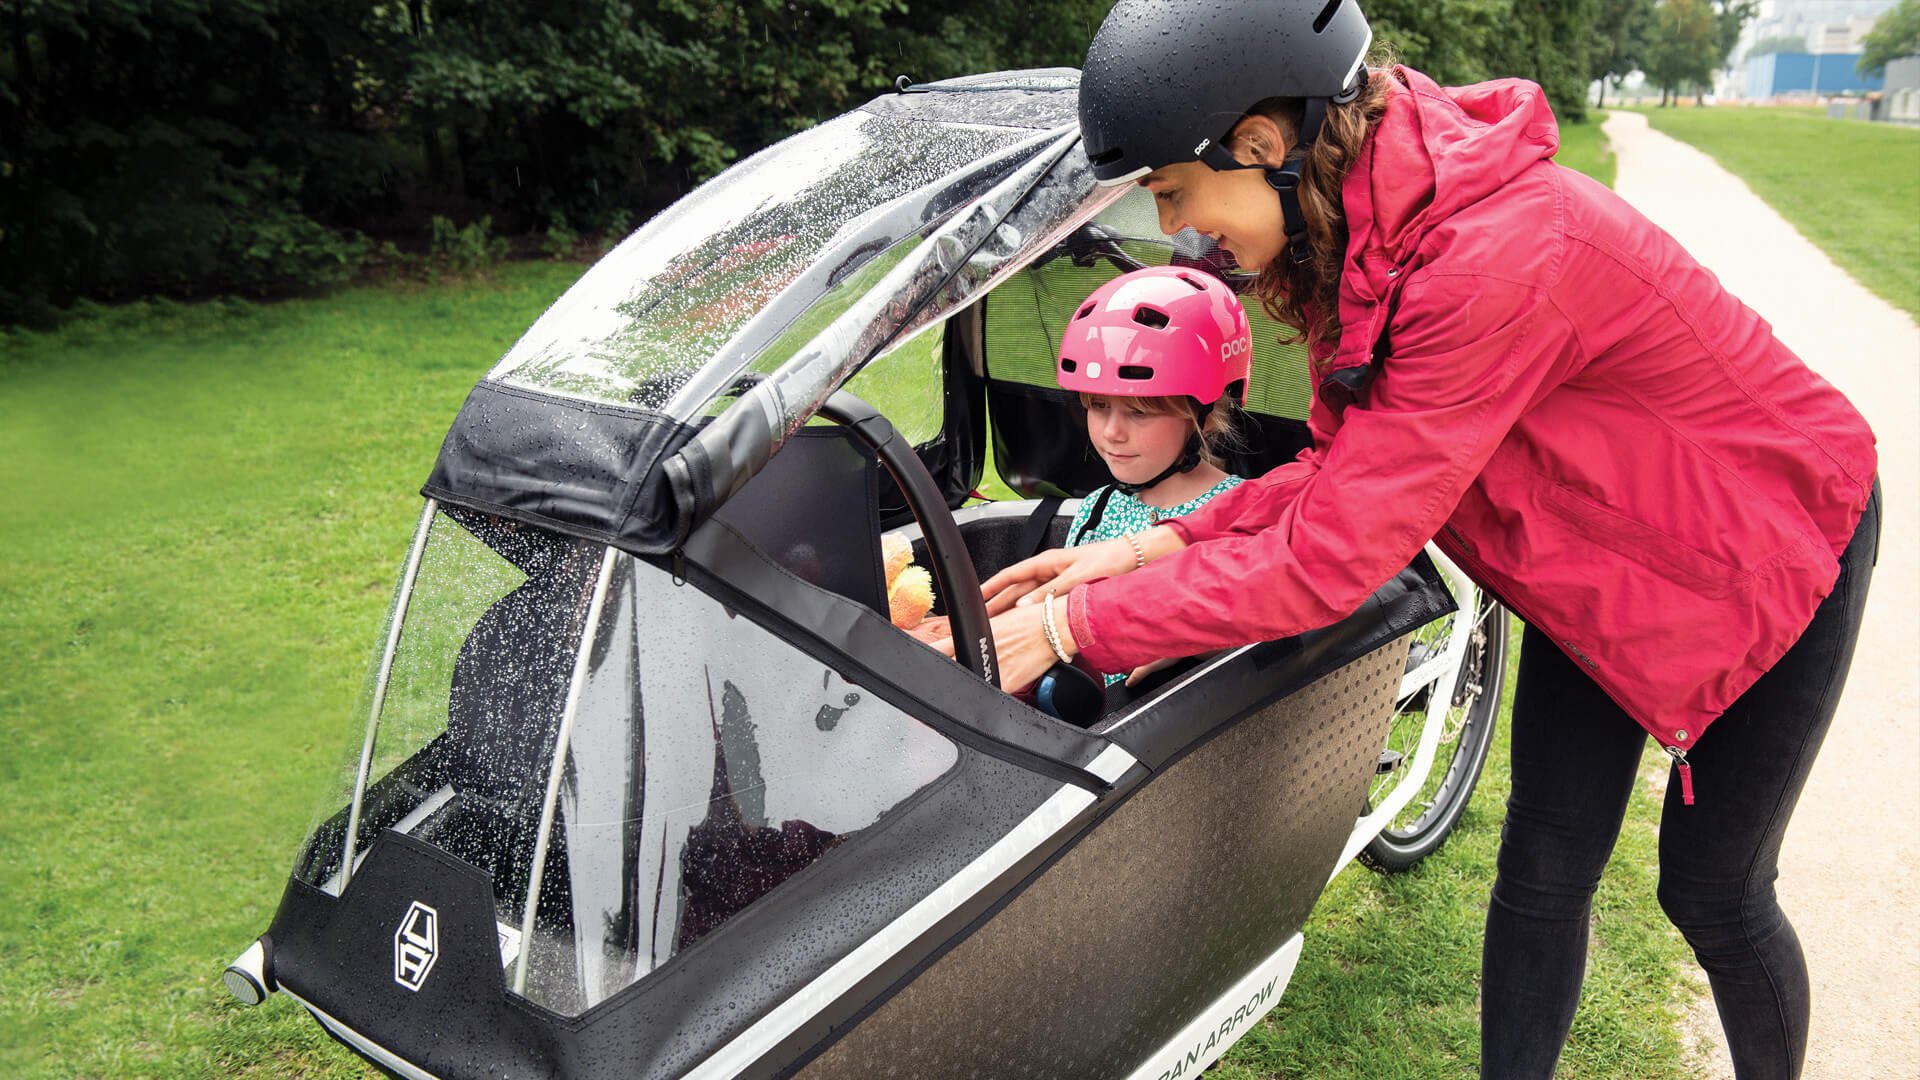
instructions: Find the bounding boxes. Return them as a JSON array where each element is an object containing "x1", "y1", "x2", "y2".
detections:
[{"x1": 797, "y1": 638, "x2": 1410, "y2": 1078}]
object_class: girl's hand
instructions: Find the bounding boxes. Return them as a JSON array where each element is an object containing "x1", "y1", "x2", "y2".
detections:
[
  {"x1": 1124, "y1": 657, "x2": 1176, "y2": 686},
  {"x1": 980, "y1": 526, "x2": 1184, "y2": 615}
]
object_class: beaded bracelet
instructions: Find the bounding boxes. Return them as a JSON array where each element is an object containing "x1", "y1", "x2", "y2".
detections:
[
  {"x1": 1124, "y1": 531, "x2": 1148, "y2": 571},
  {"x1": 1040, "y1": 589, "x2": 1073, "y2": 664}
]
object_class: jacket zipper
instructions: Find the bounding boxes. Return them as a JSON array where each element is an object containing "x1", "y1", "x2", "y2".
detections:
[
  {"x1": 1664, "y1": 745, "x2": 1696, "y2": 806},
  {"x1": 1436, "y1": 524, "x2": 1698, "y2": 806}
]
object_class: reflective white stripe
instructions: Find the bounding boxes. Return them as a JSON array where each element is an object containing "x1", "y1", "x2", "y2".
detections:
[
  {"x1": 1096, "y1": 165, "x2": 1151, "y2": 187},
  {"x1": 282, "y1": 986, "x2": 443, "y2": 1080},
  {"x1": 681, "y1": 779, "x2": 1103, "y2": 1079},
  {"x1": 322, "y1": 785, "x2": 454, "y2": 898},
  {"x1": 1102, "y1": 643, "x2": 1258, "y2": 733},
  {"x1": 1342, "y1": 30, "x2": 1375, "y2": 94},
  {"x1": 392, "y1": 784, "x2": 456, "y2": 836},
  {"x1": 1121, "y1": 933, "x2": 1306, "y2": 1080},
  {"x1": 1086, "y1": 742, "x2": 1137, "y2": 784}
]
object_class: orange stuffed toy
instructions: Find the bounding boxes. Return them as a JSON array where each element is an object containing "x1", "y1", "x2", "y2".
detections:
[{"x1": 883, "y1": 533, "x2": 959, "y2": 649}]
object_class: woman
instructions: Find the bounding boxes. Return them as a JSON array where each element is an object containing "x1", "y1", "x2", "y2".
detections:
[{"x1": 976, "y1": 2, "x2": 1879, "y2": 1077}]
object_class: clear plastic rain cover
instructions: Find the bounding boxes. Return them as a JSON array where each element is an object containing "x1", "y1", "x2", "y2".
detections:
[
  {"x1": 299, "y1": 508, "x2": 958, "y2": 1014},
  {"x1": 486, "y1": 105, "x2": 1049, "y2": 415}
]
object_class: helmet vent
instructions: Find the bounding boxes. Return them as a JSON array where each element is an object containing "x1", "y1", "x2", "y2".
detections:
[
  {"x1": 1060, "y1": 358, "x2": 1078, "y2": 373},
  {"x1": 1118, "y1": 365, "x2": 1155, "y2": 381},
  {"x1": 1075, "y1": 302, "x2": 1096, "y2": 320},
  {"x1": 1088, "y1": 147, "x2": 1124, "y2": 167},
  {"x1": 1312, "y1": 0, "x2": 1343, "y2": 34},
  {"x1": 1131, "y1": 306, "x2": 1170, "y2": 329},
  {"x1": 1176, "y1": 273, "x2": 1206, "y2": 291}
]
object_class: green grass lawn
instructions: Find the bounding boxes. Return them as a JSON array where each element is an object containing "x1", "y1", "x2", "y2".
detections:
[
  {"x1": 1635, "y1": 104, "x2": 1920, "y2": 319},
  {"x1": 2, "y1": 128, "x2": 1705, "y2": 1078},
  {"x1": 1553, "y1": 113, "x2": 1618, "y2": 189},
  {"x1": 0, "y1": 267, "x2": 588, "y2": 1077}
]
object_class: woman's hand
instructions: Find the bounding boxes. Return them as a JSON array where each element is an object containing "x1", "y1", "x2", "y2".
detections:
[
  {"x1": 993, "y1": 602, "x2": 1070, "y2": 694},
  {"x1": 932, "y1": 594, "x2": 1077, "y2": 694},
  {"x1": 980, "y1": 525, "x2": 1186, "y2": 615}
]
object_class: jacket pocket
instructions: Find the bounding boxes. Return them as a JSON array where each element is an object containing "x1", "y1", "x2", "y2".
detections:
[{"x1": 1542, "y1": 482, "x2": 1743, "y2": 599}]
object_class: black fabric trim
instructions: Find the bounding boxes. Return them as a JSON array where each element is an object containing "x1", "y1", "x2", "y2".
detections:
[
  {"x1": 674, "y1": 517, "x2": 1117, "y2": 790},
  {"x1": 1103, "y1": 552, "x2": 1455, "y2": 769},
  {"x1": 267, "y1": 750, "x2": 1076, "y2": 1079},
  {"x1": 986, "y1": 381, "x2": 1110, "y2": 498},
  {"x1": 422, "y1": 381, "x2": 701, "y2": 553}
]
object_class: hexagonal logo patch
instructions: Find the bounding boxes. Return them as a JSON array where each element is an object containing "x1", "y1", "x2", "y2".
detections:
[{"x1": 393, "y1": 900, "x2": 439, "y2": 992}]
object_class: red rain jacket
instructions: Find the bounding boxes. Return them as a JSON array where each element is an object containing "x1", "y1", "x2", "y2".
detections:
[{"x1": 1069, "y1": 68, "x2": 1876, "y2": 754}]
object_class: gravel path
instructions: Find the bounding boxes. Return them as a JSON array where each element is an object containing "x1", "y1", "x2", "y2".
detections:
[{"x1": 1602, "y1": 109, "x2": 1920, "y2": 1080}]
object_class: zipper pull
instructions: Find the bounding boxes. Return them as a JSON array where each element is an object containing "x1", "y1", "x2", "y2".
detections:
[{"x1": 1664, "y1": 745, "x2": 1695, "y2": 806}]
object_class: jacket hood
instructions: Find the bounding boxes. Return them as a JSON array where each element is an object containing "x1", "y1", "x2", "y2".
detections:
[
  {"x1": 1349, "y1": 67, "x2": 1561, "y2": 269},
  {"x1": 1324, "y1": 67, "x2": 1559, "y2": 376}
]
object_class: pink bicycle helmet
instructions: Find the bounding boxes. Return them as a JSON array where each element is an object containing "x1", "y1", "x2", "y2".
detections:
[{"x1": 1056, "y1": 265, "x2": 1252, "y2": 405}]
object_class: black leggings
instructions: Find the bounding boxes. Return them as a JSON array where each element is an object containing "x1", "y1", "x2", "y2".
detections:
[{"x1": 1480, "y1": 481, "x2": 1880, "y2": 1080}]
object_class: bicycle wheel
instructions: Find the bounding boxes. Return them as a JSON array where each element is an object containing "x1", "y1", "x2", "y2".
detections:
[{"x1": 1358, "y1": 584, "x2": 1509, "y2": 874}]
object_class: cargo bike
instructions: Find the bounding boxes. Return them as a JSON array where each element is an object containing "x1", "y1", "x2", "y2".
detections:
[{"x1": 224, "y1": 69, "x2": 1509, "y2": 1080}]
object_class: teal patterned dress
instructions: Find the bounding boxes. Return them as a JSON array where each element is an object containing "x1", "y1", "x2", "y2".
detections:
[{"x1": 1065, "y1": 474, "x2": 1244, "y2": 685}]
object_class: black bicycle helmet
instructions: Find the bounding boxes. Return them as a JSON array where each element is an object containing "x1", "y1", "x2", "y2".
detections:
[{"x1": 1081, "y1": 0, "x2": 1373, "y2": 260}]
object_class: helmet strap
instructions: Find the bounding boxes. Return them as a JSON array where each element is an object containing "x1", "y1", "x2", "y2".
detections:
[
  {"x1": 1199, "y1": 104, "x2": 1337, "y2": 267},
  {"x1": 1197, "y1": 141, "x2": 1313, "y2": 267},
  {"x1": 1194, "y1": 68, "x2": 1368, "y2": 269},
  {"x1": 1264, "y1": 161, "x2": 1313, "y2": 265},
  {"x1": 1114, "y1": 428, "x2": 1206, "y2": 496}
]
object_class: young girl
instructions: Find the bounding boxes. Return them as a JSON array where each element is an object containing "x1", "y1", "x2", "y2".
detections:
[
  {"x1": 913, "y1": 264, "x2": 1253, "y2": 693},
  {"x1": 1054, "y1": 265, "x2": 1250, "y2": 686}
]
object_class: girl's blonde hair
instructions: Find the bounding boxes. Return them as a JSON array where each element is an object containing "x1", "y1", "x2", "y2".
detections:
[
  {"x1": 1233, "y1": 58, "x2": 1395, "y2": 361},
  {"x1": 1079, "y1": 392, "x2": 1242, "y2": 470}
]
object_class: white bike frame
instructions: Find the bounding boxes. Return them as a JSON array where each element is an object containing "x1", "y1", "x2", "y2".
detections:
[{"x1": 1332, "y1": 542, "x2": 1482, "y2": 873}]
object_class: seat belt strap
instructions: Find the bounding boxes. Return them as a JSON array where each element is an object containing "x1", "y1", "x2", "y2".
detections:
[{"x1": 1016, "y1": 495, "x2": 1065, "y2": 563}]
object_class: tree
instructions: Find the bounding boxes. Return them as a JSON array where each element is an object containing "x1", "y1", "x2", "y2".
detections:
[
  {"x1": 1712, "y1": 0, "x2": 1758, "y2": 74},
  {"x1": 1748, "y1": 34, "x2": 1813, "y2": 57},
  {"x1": 0, "y1": 0, "x2": 1113, "y2": 323},
  {"x1": 1487, "y1": 0, "x2": 1601, "y2": 123},
  {"x1": 1860, "y1": 0, "x2": 1920, "y2": 75},
  {"x1": 1645, "y1": 0, "x2": 1721, "y2": 105},
  {"x1": 1590, "y1": 0, "x2": 1657, "y2": 108},
  {"x1": 0, "y1": 2, "x2": 398, "y2": 323},
  {"x1": 1368, "y1": 0, "x2": 1601, "y2": 122}
]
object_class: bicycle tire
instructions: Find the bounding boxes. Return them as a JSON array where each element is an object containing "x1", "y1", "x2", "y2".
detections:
[{"x1": 1358, "y1": 597, "x2": 1509, "y2": 873}]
